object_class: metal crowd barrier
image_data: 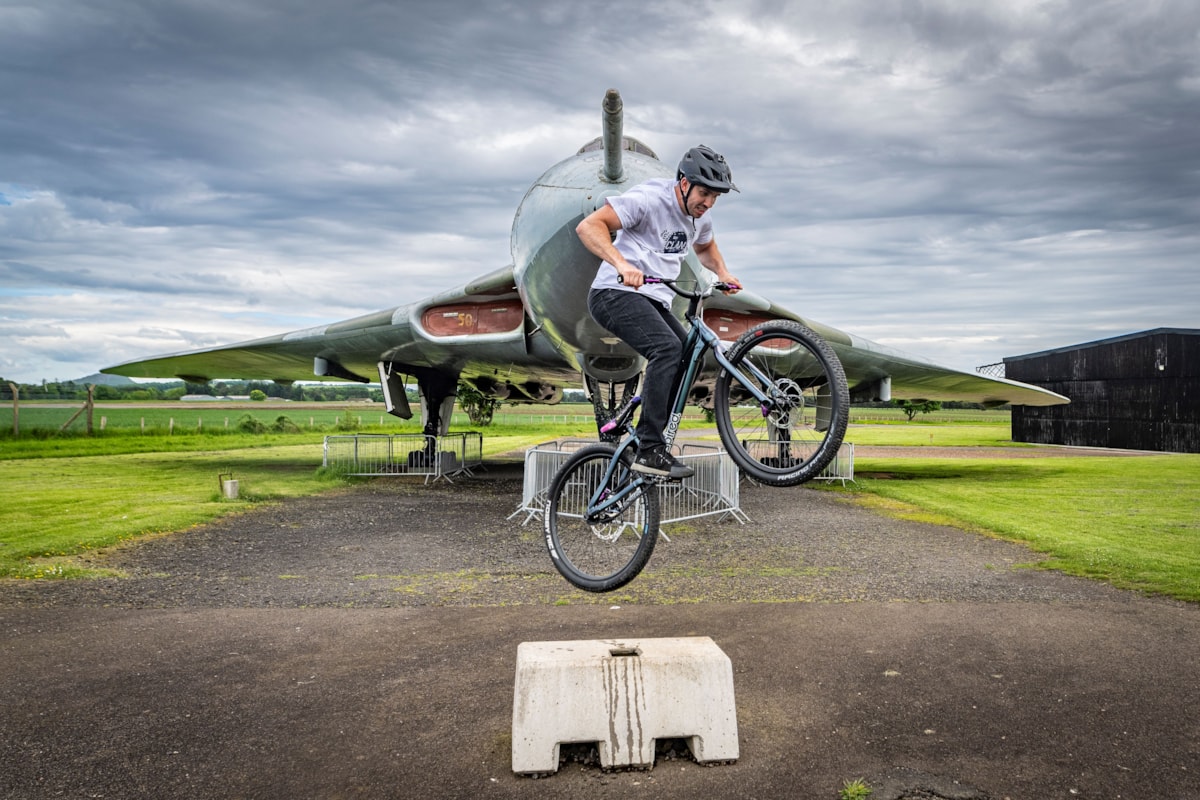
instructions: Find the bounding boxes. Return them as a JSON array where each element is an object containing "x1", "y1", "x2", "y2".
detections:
[
  {"x1": 507, "y1": 439, "x2": 594, "y2": 525},
  {"x1": 322, "y1": 432, "x2": 483, "y2": 483},
  {"x1": 509, "y1": 439, "x2": 748, "y2": 527},
  {"x1": 816, "y1": 442, "x2": 855, "y2": 485},
  {"x1": 737, "y1": 439, "x2": 855, "y2": 486}
]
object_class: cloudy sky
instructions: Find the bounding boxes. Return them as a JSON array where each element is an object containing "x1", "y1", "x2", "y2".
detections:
[{"x1": 2, "y1": 0, "x2": 1197, "y2": 384}]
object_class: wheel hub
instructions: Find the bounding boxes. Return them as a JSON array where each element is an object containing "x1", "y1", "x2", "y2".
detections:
[{"x1": 765, "y1": 378, "x2": 805, "y2": 428}]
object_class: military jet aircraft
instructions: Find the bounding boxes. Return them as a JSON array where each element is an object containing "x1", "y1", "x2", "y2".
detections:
[{"x1": 103, "y1": 89, "x2": 1068, "y2": 440}]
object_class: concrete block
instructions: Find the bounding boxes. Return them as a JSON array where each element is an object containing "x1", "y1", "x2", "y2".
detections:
[{"x1": 512, "y1": 636, "x2": 738, "y2": 774}]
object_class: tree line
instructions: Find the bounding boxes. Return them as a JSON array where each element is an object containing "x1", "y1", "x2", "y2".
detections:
[{"x1": 0, "y1": 378, "x2": 391, "y2": 403}]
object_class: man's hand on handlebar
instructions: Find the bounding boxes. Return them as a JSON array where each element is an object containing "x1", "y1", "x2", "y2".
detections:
[
  {"x1": 616, "y1": 264, "x2": 645, "y2": 288},
  {"x1": 715, "y1": 272, "x2": 742, "y2": 295}
]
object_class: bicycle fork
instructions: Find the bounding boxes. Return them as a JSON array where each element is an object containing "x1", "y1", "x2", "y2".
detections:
[{"x1": 584, "y1": 437, "x2": 646, "y2": 524}]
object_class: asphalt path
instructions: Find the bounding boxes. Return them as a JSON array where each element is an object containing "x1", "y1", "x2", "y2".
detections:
[{"x1": 1, "y1": 461, "x2": 1197, "y2": 799}]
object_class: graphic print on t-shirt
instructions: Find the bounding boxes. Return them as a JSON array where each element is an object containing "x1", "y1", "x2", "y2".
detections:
[{"x1": 661, "y1": 230, "x2": 688, "y2": 254}]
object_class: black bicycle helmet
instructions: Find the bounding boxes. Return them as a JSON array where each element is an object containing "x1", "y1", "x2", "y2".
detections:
[{"x1": 676, "y1": 145, "x2": 739, "y2": 193}]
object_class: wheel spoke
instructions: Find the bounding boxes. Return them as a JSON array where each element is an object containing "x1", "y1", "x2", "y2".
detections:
[
  {"x1": 545, "y1": 445, "x2": 660, "y2": 591},
  {"x1": 714, "y1": 323, "x2": 849, "y2": 487}
]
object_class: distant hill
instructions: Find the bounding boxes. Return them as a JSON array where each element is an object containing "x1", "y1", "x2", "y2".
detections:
[{"x1": 76, "y1": 373, "x2": 136, "y2": 387}]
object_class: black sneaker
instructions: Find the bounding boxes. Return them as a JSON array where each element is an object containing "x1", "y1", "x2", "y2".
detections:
[{"x1": 632, "y1": 446, "x2": 695, "y2": 480}]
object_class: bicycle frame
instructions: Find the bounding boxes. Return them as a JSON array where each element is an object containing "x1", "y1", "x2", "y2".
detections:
[
  {"x1": 662, "y1": 291, "x2": 777, "y2": 448},
  {"x1": 582, "y1": 279, "x2": 776, "y2": 521}
]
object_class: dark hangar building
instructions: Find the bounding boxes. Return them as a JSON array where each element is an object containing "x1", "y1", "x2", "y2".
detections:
[{"x1": 1005, "y1": 328, "x2": 1200, "y2": 453}]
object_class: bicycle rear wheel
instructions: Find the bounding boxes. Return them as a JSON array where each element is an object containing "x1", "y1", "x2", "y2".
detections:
[
  {"x1": 544, "y1": 444, "x2": 660, "y2": 592},
  {"x1": 714, "y1": 321, "x2": 849, "y2": 487}
]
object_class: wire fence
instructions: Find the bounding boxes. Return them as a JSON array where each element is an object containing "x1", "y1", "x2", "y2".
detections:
[{"x1": 322, "y1": 432, "x2": 484, "y2": 483}]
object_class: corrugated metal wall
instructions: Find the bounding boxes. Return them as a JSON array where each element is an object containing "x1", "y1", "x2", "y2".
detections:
[{"x1": 1006, "y1": 329, "x2": 1200, "y2": 453}]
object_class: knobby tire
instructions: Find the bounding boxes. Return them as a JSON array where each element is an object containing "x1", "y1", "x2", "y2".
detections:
[
  {"x1": 543, "y1": 444, "x2": 661, "y2": 592},
  {"x1": 714, "y1": 321, "x2": 850, "y2": 487}
]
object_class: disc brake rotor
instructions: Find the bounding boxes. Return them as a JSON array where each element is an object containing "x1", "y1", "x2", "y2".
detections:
[
  {"x1": 767, "y1": 378, "x2": 805, "y2": 428},
  {"x1": 588, "y1": 524, "x2": 629, "y2": 543}
]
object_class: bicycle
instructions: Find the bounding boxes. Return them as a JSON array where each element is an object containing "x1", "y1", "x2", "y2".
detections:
[{"x1": 544, "y1": 277, "x2": 850, "y2": 592}]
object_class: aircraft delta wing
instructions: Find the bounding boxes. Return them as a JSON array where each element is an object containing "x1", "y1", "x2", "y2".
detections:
[
  {"x1": 697, "y1": 288, "x2": 1066, "y2": 408},
  {"x1": 103, "y1": 89, "x2": 1068, "y2": 436},
  {"x1": 104, "y1": 263, "x2": 573, "y2": 422}
]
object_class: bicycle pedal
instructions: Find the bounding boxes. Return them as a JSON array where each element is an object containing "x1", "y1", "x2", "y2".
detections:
[{"x1": 648, "y1": 475, "x2": 684, "y2": 486}]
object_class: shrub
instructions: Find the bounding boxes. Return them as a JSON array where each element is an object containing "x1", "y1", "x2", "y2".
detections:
[
  {"x1": 270, "y1": 415, "x2": 300, "y2": 433},
  {"x1": 457, "y1": 381, "x2": 498, "y2": 426},
  {"x1": 334, "y1": 410, "x2": 361, "y2": 431},
  {"x1": 236, "y1": 414, "x2": 267, "y2": 434}
]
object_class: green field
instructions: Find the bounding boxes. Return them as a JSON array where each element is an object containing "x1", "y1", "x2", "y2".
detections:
[
  {"x1": 1, "y1": 401, "x2": 608, "y2": 434},
  {"x1": 1, "y1": 407, "x2": 1196, "y2": 602},
  {"x1": 840, "y1": 455, "x2": 1200, "y2": 601},
  {"x1": 1, "y1": 400, "x2": 1003, "y2": 435},
  {"x1": 0, "y1": 402, "x2": 604, "y2": 460}
]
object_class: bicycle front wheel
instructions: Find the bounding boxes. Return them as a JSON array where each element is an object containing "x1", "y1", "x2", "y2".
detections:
[
  {"x1": 714, "y1": 321, "x2": 849, "y2": 487},
  {"x1": 544, "y1": 444, "x2": 660, "y2": 593}
]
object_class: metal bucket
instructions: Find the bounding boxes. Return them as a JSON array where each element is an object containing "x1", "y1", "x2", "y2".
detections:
[{"x1": 218, "y1": 472, "x2": 239, "y2": 500}]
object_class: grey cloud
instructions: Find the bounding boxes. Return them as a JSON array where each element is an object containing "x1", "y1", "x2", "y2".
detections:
[{"x1": 0, "y1": 0, "x2": 1196, "y2": 381}]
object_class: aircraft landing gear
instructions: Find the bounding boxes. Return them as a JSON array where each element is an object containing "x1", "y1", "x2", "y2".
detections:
[{"x1": 584, "y1": 374, "x2": 641, "y2": 443}]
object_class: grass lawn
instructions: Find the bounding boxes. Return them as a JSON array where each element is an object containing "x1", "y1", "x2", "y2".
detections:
[
  {"x1": 2, "y1": 413, "x2": 1197, "y2": 603},
  {"x1": 1, "y1": 445, "x2": 335, "y2": 578},
  {"x1": 834, "y1": 453, "x2": 1200, "y2": 602},
  {"x1": 845, "y1": 423, "x2": 1023, "y2": 448},
  {"x1": 0, "y1": 433, "x2": 545, "y2": 579},
  {"x1": 684, "y1": 423, "x2": 1020, "y2": 449}
]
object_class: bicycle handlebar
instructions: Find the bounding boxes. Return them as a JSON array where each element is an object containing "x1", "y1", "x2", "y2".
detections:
[{"x1": 618, "y1": 275, "x2": 741, "y2": 297}]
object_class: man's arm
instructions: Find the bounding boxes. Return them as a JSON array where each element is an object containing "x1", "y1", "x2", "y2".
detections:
[
  {"x1": 694, "y1": 238, "x2": 740, "y2": 293},
  {"x1": 576, "y1": 204, "x2": 645, "y2": 288}
]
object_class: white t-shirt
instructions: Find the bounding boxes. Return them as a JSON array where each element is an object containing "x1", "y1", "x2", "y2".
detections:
[{"x1": 589, "y1": 178, "x2": 714, "y2": 310}]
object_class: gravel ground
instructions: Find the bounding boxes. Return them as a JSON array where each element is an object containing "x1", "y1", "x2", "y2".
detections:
[
  {"x1": 2, "y1": 450, "x2": 1196, "y2": 800},
  {"x1": 0, "y1": 458, "x2": 1121, "y2": 610}
]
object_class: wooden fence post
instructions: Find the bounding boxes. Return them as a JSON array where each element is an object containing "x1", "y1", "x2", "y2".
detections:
[{"x1": 8, "y1": 382, "x2": 17, "y2": 436}]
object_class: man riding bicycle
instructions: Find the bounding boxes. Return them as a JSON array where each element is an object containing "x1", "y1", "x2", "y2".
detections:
[{"x1": 576, "y1": 145, "x2": 742, "y2": 481}]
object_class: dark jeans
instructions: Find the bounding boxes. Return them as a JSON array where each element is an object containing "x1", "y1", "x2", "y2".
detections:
[{"x1": 588, "y1": 288, "x2": 687, "y2": 451}]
